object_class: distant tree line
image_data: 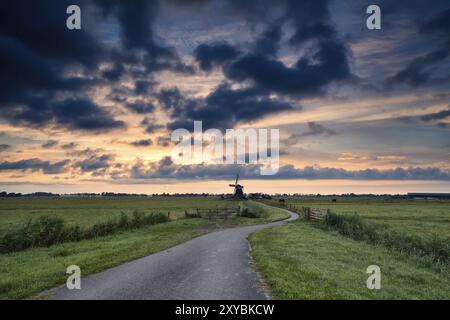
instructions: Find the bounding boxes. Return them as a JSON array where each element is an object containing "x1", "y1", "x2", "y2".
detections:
[{"x1": 0, "y1": 191, "x2": 412, "y2": 198}]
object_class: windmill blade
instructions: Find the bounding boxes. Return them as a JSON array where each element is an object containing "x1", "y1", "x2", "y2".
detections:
[{"x1": 235, "y1": 173, "x2": 239, "y2": 185}]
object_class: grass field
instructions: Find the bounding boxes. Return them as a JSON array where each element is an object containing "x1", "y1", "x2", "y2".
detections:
[
  {"x1": 249, "y1": 221, "x2": 450, "y2": 299},
  {"x1": 266, "y1": 197, "x2": 450, "y2": 239},
  {"x1": 250, "y1": 197, "x2": 450, "y2": 299},
  {"x1": 0, "y1": 197, "x2": 288, "y2": 299},
  {"x1": 0, "y1": 197, "x2": 233, "y2": 237}
]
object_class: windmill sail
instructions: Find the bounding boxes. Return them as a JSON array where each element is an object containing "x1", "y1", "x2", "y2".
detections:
[{"x1": 229, "y1": 174, "x2": 245, "y2": 198}]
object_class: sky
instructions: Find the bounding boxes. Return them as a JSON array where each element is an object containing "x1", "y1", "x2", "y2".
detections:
[{"x1": 0, "y1": 0, "x2": 450, "y2": 195}]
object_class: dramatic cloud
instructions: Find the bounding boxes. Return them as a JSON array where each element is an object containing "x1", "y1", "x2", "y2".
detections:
[
  {"x1": 225, "y1": 40, "x2": 350, "y2": 96},
  {"x1": 388, "y1": 7, "x2": 450, "y2": 87},
  {"x1": 74, "y1": 154, "x2": 115, "y2": 173},
  {"x1": 141, "y1": 118, "x2": 164, "y2": 133},
  {"x1": 125, "y1": 101, "x2": 155, "y2": 114},
  {"x1": 420, "y1": 106, "x2": 450, "y2": 122},
  {"x1": 166, "y1": 84, "x2": 294, "y2": 130},
  {"x1": 41, "y1": 140, "x2": 59, "y2": 149},
  {"x1": 61, "y1": 142, "x2": 78, "y2": 150},
  {"x1": 387, "y1": 47, "x2": 450, "y2": 87},
  {"x1": 128, "y1": 157, "x2": 450, "y2": 181},
  {"x1": 0, "y1": 158, "x2": 70, "y2": 174},
  {"x1": 285, "y1": 122, "x2": 336, "y2": 145},
  {"x1": 156, "y1": 136, "x2": 174, "y2": 147},
  {"x1": 194, "y1": 42, "x2": 239, "y2": 72},
  {"x1": 130, "y1": 139, "x2": 153, "y2": 147},
  {"x1": 0, "y1": 144, "x2": 12, "y2": 153},
  {"x1": 1, "y1": 0, "x2": 450, "y2": 191},
  {"x1": 420, "y1": 8, "x2": 450, "y2": 35}
]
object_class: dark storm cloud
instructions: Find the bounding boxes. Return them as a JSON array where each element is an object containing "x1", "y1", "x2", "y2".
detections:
[
  {"x1": 141, "y1": 118, "x2": 165, "y2": 133},
  {"x1": 0, "y1": 0, "x2": 194, "y2": 133},
  {"x1": 194, "y1": 0, "x2": 351, "y2": 98},
  {"x1": 0, "y1": 144, "x2": 12, "y2": 153},
  {"x1": 284, "y1": 0, "x2": 335, "y2": 46},
  {"x1": 93, "y1": 0, "x2": 160, "y2": 51},
  {"x1": 67, "y1": 148, "x2": 105, "y2": 157},
  {"x1": 225, "y1": 40, "x2": 350, "y2": 96},
  {"x1": 165, "y1": 84, "x2": 294, "y2": 130},
  {"x1": 253, "y1": 24, "x2": 282, "y2": 58},
  {"x1": 130, "y1": 139, "x2": 153, "y2": 147},
  {"x1": 41, "y1": 140, "x2": 59, "y2": 149},
  {"x1": 420, "y1": 7, "x2": 450, "y2": 34},
  {"x1": 420, "y1": 106, "x2": 450, "y2": 122},
  {"x1": 301, "y1": 122, "x2": 336, "y2": 137},
  {"x1": 0, "y1": 158, "x2": 70, "y2": 174},
  {"x1": 102, "y1": 63, "x2": 126, "y2": 82},
  {"x1": 134, "y1": 80, "x2": 154, "y2": 95},
  {"x1": 128, "y1": 157, "x2": 450, "y2": 181},
  {"x1": 285, "y1": 122, "x2": 336, "y2": 145},
  {"x1": 125, "y1": 101, "x2": 155, "y2": 114},
  {"x1": 74, "y1": 154, "x2": 115, "y2": 173},
  {"x1": 61, "y1": 142, "x2": 78, "y2": 150},
  {"x1": 194, "y1": 42, "x2": 240, "y2": 72},
  {"x1": 0, "y1": 1, "x2": 103, "y2": 68},
  {"x1": 387, "y1": 47, "x2": 450, "y2": 87},
  {"x1": 0, "y1": 0, "x2": 130, "y2": 132},
  {"x1": 156, "y1": 136, "x2": 174, "y2": 147},
  {"x1": 396, "y1": 106, "x2": 450, "y2": 127},
  {"x1": 387, "y1": 6, "x2": 450, "y2": 88},
  {"x1": 181, "y1": 0, "x2": 350, "y2": 129},
  {"x1": 93, "y1": 0, "x2": 194, "y2": 75},
  {"x1": 49, "y1": 99, "x2": 126, "y2": 131}
]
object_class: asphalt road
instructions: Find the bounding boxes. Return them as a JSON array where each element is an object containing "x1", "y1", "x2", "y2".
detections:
[{"x1": 48, "y1": 204, "x2": 298, "y2": 300}]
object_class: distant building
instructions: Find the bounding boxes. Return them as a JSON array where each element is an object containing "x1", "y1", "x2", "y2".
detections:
[{"x1": 407, "y1": 193, "x2": 450, "y2": 199}]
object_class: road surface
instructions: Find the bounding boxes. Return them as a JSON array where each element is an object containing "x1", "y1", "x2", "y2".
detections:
[{"x1": 47, "y1": 204, "x2": 298, "y2": 300}]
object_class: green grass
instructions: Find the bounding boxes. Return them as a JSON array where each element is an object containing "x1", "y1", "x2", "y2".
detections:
[
  {"x1": 0, "y1": 197, "x2": 234, "y2": 237},
  {"x1": 236, "y1": 201, "x2": 290, "y2": 225},
  {"x1": 0, "y1": 197, "x2": 286, "y2": 299},
  {"x1": 0, "y1": 218, "x2": 212, "y2": 299},
  {"x1": 249, "y1": 221, "x2": 450, "y2": 299},
  {"x1": 265, "y1": 198, "x2": 450, "y2": 239}
]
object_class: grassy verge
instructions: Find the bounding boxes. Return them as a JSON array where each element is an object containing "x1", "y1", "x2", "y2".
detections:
[
  {"x1": 0, "y1": 218, "x2": 213, "y2": 299},
  {"x1": 0, "y1": 211, "x2": 169, "y2": 254},
  {"x1": 324, "y1": 213, "x2": 450, "y2": 266},
  {"x1": 262, "y1": 198, "x2": 450, "y2": 238},
  {"x1": 235, "y1": 201, "x2": 290, "y2": 226},
  {"x1": 249, "y1": 221, "x2": 450, "y2": 299}
]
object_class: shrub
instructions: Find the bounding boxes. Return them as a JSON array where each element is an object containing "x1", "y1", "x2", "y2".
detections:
[
  {"x1": 238, "y1": 202, "x2": 266, "y2": 218},
  {"x1": 324, "y1": 212, "x2": 450, "y2": 265},
  {"x1": 0, "y1": 211, "x2": 170, "y2": 254}
]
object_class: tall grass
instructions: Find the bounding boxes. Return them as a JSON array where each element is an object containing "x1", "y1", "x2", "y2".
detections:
[
  {"x1": 324, "y1": 212, "x2": 450, "y2": 265},
  {"x1": 0, "y1": 210, "x2": 169, "y2": 254},
  {"x1": 238, "y1": 202, "x2": 267, "y2": 218}
]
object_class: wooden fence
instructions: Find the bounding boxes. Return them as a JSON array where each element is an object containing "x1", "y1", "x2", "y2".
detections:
[
  {"x1": 280, "y1": 203, "x2": 330, "y2": 222},
  {"x1": 302, "y1": 207, "x2": 330, "y2": 222},
  {"x1": 184, "y1": 206, "x2": 240, "y2": 220}
]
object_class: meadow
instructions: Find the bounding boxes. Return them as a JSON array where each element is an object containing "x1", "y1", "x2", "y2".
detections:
[
  {"x1": 0, "y1": 197, "x2": 288, "y2": 299},
  {"x1": 250, "y1": 197, "x2": 450, "y2": 299},
  {"x1": 0, "y1": 196, "x2": 231, "y2": 237},
  {"x1": 266, "y1": 197, "x2": 450, "y2": 238}
]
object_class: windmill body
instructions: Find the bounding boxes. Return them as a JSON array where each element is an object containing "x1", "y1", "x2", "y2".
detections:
[{"x1": 229, "y1": 174, "x2": 245, "y2": 199}]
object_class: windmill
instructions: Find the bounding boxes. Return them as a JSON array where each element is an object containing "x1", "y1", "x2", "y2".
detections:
[{"x1": 229, "y1": 174, "x2": 245, "y2": 198}]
